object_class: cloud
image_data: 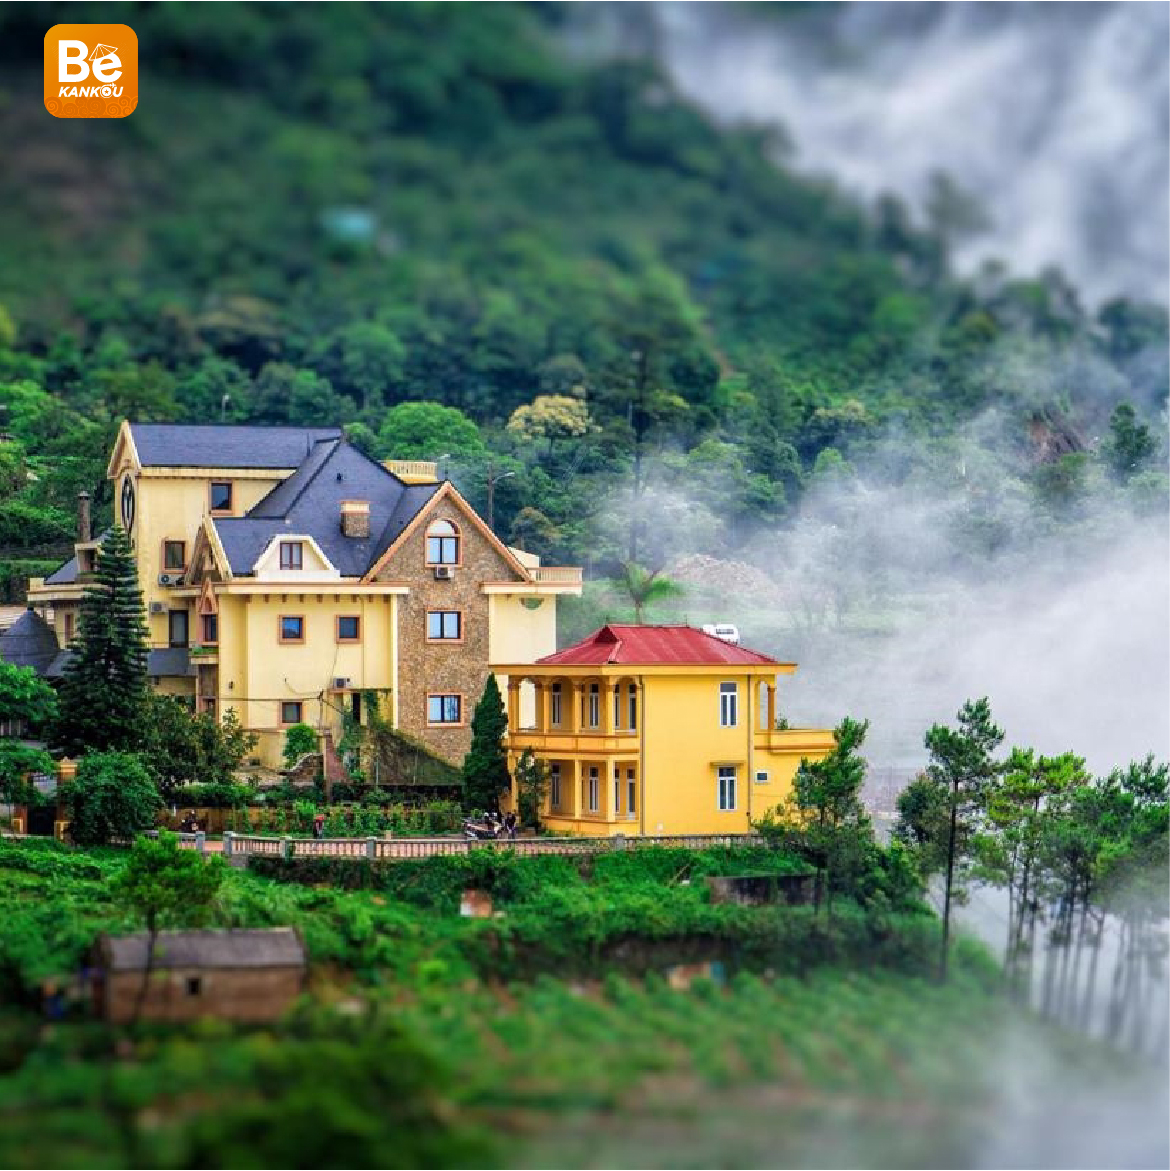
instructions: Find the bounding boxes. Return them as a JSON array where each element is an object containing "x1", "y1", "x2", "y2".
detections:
[{"x1": 648, "y1": 1, "x2": 1169, "y2": 305}]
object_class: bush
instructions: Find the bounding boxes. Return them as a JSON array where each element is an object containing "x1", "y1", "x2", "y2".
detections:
[
  {"x1": 283, "y1": 723, "x2": 318, "y2": 768},
  {"x1": 68, "y1": 752, "x2": 160, "y2": 846}
]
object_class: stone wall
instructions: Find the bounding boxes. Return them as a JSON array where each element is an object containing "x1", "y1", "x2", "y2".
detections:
[{"x1": 380, "y1": 498, "x2": 524, "y2": 764}]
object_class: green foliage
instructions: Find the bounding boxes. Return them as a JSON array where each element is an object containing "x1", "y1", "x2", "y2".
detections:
[
  {"x1": 513, "y1": 747, "x2": 548, "y2": 828},
  {"x1": 916, "y1": 697, "x2": 1005, "y2": 978},
  {"x1": 67, "y1": 752, "x2": 160, "y2": 846},
  {"x1": 755, "y1": 717, "x2": 875, "y2": 918},
  {"x1": 1102, "y1": 401, "x2": 1158, "y2": 481},
  {"x1": 0, "y1": 741, "x2": 55, "y2": 805},
  {"x1": 52, "y1": 527, "x2": 149, "y2": 758},
  {"x1": 462, "y1": 676, "x2": 509, "y2": 813},
  {"x1": 378, "y1": 401, "x2": 484, "y2": 460},
  {"x1": 0, "y1": 660, "x2": 56, "y2": 735},
  {"x1": 616, "y1": 562, "x2": 685, "y2": 623},
  {"x1": 116, "y1": 829, "x2": 224, "y2": 936},
  {"x1": 282, "y1": 722, "x2": 318, "y2": 768},
  {"x1": 140, "y1": 695, "x2": 257, "y2": 799}
]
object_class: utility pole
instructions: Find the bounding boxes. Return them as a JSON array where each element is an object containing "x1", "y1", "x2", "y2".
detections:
[{"x1": 486, "y1": 467, "x2": 515, "y2": 532}]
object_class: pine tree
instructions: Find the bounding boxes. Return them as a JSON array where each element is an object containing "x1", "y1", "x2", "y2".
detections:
[
  {"x1": 461, "y1": 675, "x2": 510, "y2": 814},
  {"x1": 54, "y1": 526, "x2": 149, "y2": 756}
]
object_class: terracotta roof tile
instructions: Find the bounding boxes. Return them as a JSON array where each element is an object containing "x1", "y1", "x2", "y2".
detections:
[{"x1": 537, "y1": 624, "x2": 780, "y2": 667}]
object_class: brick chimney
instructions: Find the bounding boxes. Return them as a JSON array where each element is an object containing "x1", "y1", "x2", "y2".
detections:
[
  {"x1": 340, "y1": 500, "x2": 370, "y2": 539},
  {"x1": 77, "y1": 491, "x2": 91, "y2": 543}
]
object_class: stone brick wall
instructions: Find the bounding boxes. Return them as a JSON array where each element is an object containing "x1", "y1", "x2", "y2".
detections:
[{"x1": 379, "y1": 499, "x2": 523, "y2": 764}]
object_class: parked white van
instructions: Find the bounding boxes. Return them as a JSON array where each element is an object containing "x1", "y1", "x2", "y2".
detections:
[{"x1": 701, "y1": 623, "x2": 741, "y2": 646}]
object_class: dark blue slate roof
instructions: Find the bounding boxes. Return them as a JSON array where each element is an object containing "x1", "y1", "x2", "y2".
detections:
[
  {"x1": 213, "y1": 440, "x2": 441, "y2": 578},
  {"x1": 147, "y1": 648, "x2": 194, "y2": 678},
  {"x1": 0, "y1": 610, "x2": 60, "y2": 676},
  {"x1": 130, "y1": 424, "x2": 342, "y2": 469},
  {"x1": 44, "y1": 555, "x2": 79, "y2": 585}
]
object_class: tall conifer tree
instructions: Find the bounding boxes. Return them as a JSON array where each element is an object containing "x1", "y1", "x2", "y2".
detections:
[
  {"x1": 54, "y1": 526, "x2": 149, "y2": 756},
  {"x1": 461, "y1": 675, "x2": 510, "y2": 814}
]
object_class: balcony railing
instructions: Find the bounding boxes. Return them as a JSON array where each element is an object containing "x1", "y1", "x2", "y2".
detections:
[
  {"x1": 527, "y1": 566, "x2": 583, "y2": 585},
  {"x1": 383, "y1": 459, "x2": 438, "y2": 481}
]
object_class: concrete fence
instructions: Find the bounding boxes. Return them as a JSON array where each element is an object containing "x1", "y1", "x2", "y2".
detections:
[{"x1": 156, "y1": 829, "x2": 765, "y2": 862}]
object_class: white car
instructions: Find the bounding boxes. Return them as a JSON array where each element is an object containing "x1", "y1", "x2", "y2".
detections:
[{"x1": 701, "y1": 623, "x2": 741, "y2": 646}]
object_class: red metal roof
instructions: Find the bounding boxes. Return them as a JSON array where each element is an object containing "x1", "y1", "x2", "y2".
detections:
[{"x1": 537, "y1": 625, "x2": 782, "y2": 667}]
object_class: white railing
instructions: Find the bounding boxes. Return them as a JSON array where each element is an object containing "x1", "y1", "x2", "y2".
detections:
[
  {"x1": 215, "y1": 830, "x2": 764, "y2": 863},
  {"x1": 527, "y1": 566, "x2": 583, "y2": 584}
]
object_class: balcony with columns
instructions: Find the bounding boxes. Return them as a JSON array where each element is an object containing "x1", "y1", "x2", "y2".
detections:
[
  {"x1": 502, "y1": 673, "x2": 643, "y2": 834},
  {"x1": 504, "y1": 674, "x2": 641, "y2": 755}
]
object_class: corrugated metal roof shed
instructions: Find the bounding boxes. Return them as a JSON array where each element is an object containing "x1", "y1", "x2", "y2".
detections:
[{"x1": 98, "y1": 928, "x2": 306, "y2": 972}]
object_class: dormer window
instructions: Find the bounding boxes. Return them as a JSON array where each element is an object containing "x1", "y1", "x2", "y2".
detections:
[
  {"x1": 279, "y1": 541, "x2": 304, "y2": 570},
  {"x1": 210, "y1": 482, "x2": 233, "y2": 514},
  {"x1": 425, "y1": 519, "x2": 460, "y2": 566}
]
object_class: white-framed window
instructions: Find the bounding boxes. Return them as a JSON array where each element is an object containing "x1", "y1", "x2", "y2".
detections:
[
  {"x1": 425, "y1": 519, "x2": 460, "y2": 565},
  {"x1": 614, "y1": 766, "x2": 621, "y2": 817},
  {"x1": 755, "y1": 770, "x2": 769, "y2": 784},
  {"x1": 549, "y1": 764, "x2": 561, "y2": 810},
  {"x1": 587, "y1": 683, "x2": 600, "y2": 728},
  {"x1": 627, "y1": 768, "x2": 637, "y2": 817},
  {"x1": 279, "y1": 540, "x2": 303, "y2": 570},
  {"x1": 550, "y1": 683, "x2": 562, "y2": 727},
  {"x1": 717, "y1": 765, "x2": 737, "y2": 811},
  {"x1": 628, "y1": 686, "x2": 637, "y2": 731},
  {"x1": 719, "y1": 682, "x2": 738, "y2": 727},
  {"x1": 587, "y1": 766, "x2": 600, "y2": 813}
]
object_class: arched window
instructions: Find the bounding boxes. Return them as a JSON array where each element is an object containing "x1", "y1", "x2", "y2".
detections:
[{"x1": 425, "y1": 519, "x2": 460, "y2": 566}]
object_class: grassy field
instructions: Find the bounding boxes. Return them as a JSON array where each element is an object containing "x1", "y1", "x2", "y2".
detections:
[{"x1": 0, "y1": 837, "x2": 1162, "y2": 1168}]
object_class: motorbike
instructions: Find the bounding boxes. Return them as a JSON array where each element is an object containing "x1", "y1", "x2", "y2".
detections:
[{"x1": 462, "y1": 817, "x2": 501, "y2": 841}]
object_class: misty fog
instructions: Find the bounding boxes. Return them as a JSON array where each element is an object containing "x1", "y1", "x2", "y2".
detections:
[
  {"x1": 606, "y1": 2, "x2": 1169, "y2": 305},
  {"x1": 591, "y1": 428, "x2": 1169, "y2": 786}
]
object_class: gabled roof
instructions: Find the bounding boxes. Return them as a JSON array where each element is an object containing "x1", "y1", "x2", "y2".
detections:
[
  {"x1": 98, "y1": 928, "x2": 306, "y2": 972},
  {"x1": 128, "y1": 424, "x2": 342, "y2": 469},
  {"x1": 538, "y1": 624, "x2": 783, "y2": 667},
  {"x1": 211, "y1": 439, "x2": 441, "y2": 578},
  {"x1": 43, "y1": 555, "x2": 79, "y2": 586},
  {"x1": 0, "y1": 609, "x2": 59, "y2": 675}
]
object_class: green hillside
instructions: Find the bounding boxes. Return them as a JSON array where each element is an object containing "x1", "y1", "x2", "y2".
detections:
[{"x1": 0, "y1": 2, "x2": 1165, "y2": 591}]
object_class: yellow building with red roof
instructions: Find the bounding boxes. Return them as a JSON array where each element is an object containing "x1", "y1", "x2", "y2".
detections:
[{"x1": 496, "y1": 624, "x2": 834, "y2": 837}]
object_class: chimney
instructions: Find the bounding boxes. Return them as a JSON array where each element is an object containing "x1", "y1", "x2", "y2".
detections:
[
  {"x1": 340, "y1": 500, "x2": 370, "y2": 539},
  {"x1": 77, "y1": 491, "x2": 91, "y2": 543}
]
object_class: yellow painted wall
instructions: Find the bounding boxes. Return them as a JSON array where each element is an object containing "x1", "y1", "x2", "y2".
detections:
[
  {"x1": 217, "y1": 593, "x2": 397, "y2": 768},
  {"x1": 640, "y1": 673, "x2": 757, "y2": 834},
  {"x1": 509, "y1": 671, "x2": 833, "y2": 837},
  {"x1": 124, "y1": 471, "x2": 284, "y2": 647}
]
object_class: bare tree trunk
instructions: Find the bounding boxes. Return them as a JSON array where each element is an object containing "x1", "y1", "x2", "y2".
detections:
[
  {"x1": 1064, "y1": 886, "x2": 1091, "y2": 1027},
  {"x1": 939, "y1": 790, "x2": 959, "y2": 981},
  {"x1": 1079, "y1": 910, "x2": 1104, "y2": 1037},
  {"x1": 132, "y1": 917, "x2": 157, "y2": 1025}
]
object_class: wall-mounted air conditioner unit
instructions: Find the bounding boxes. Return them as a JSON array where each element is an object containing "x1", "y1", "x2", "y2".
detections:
[
  {"x1": 433, "y1": 565, "x2": 454, "y2": 580},
  {"x1": 333, "y1": 677, "x2": 351, "y2": 690},
  {"x1": 157, "y1": 572, "x2": 183, "y2": 587},
  {"x1": 149, "y1": 602, "x2": 165, "y2": 614}
]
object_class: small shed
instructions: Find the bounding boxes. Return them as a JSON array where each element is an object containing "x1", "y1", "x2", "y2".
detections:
[{"x1": 91, "y1": 928, "x2": 307, "y2": 1023}]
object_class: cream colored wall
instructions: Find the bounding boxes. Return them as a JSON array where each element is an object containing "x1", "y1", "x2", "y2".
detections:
[
  {"x1": 252, "y1": 536, "x2": 340, "y2": 581},
  {"x1": 126, "y1": 471, "x2": 283, "y2": 647},
  {"x1": 489, "y1": 594, "x2": 558, "y2": 727},
  {"x1": 221, "y1": 593, "x2": 396, "y2": 768}
]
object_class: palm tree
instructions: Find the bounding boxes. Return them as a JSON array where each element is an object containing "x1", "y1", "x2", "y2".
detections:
[{"x1": 618, "y1": 562, "x2": 684, "y2": 624}]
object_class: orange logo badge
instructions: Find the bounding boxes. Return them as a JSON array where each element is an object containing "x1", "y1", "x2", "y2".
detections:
[{"x1": 44, "y1": 24, "x2": 137, "y2": 118}]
